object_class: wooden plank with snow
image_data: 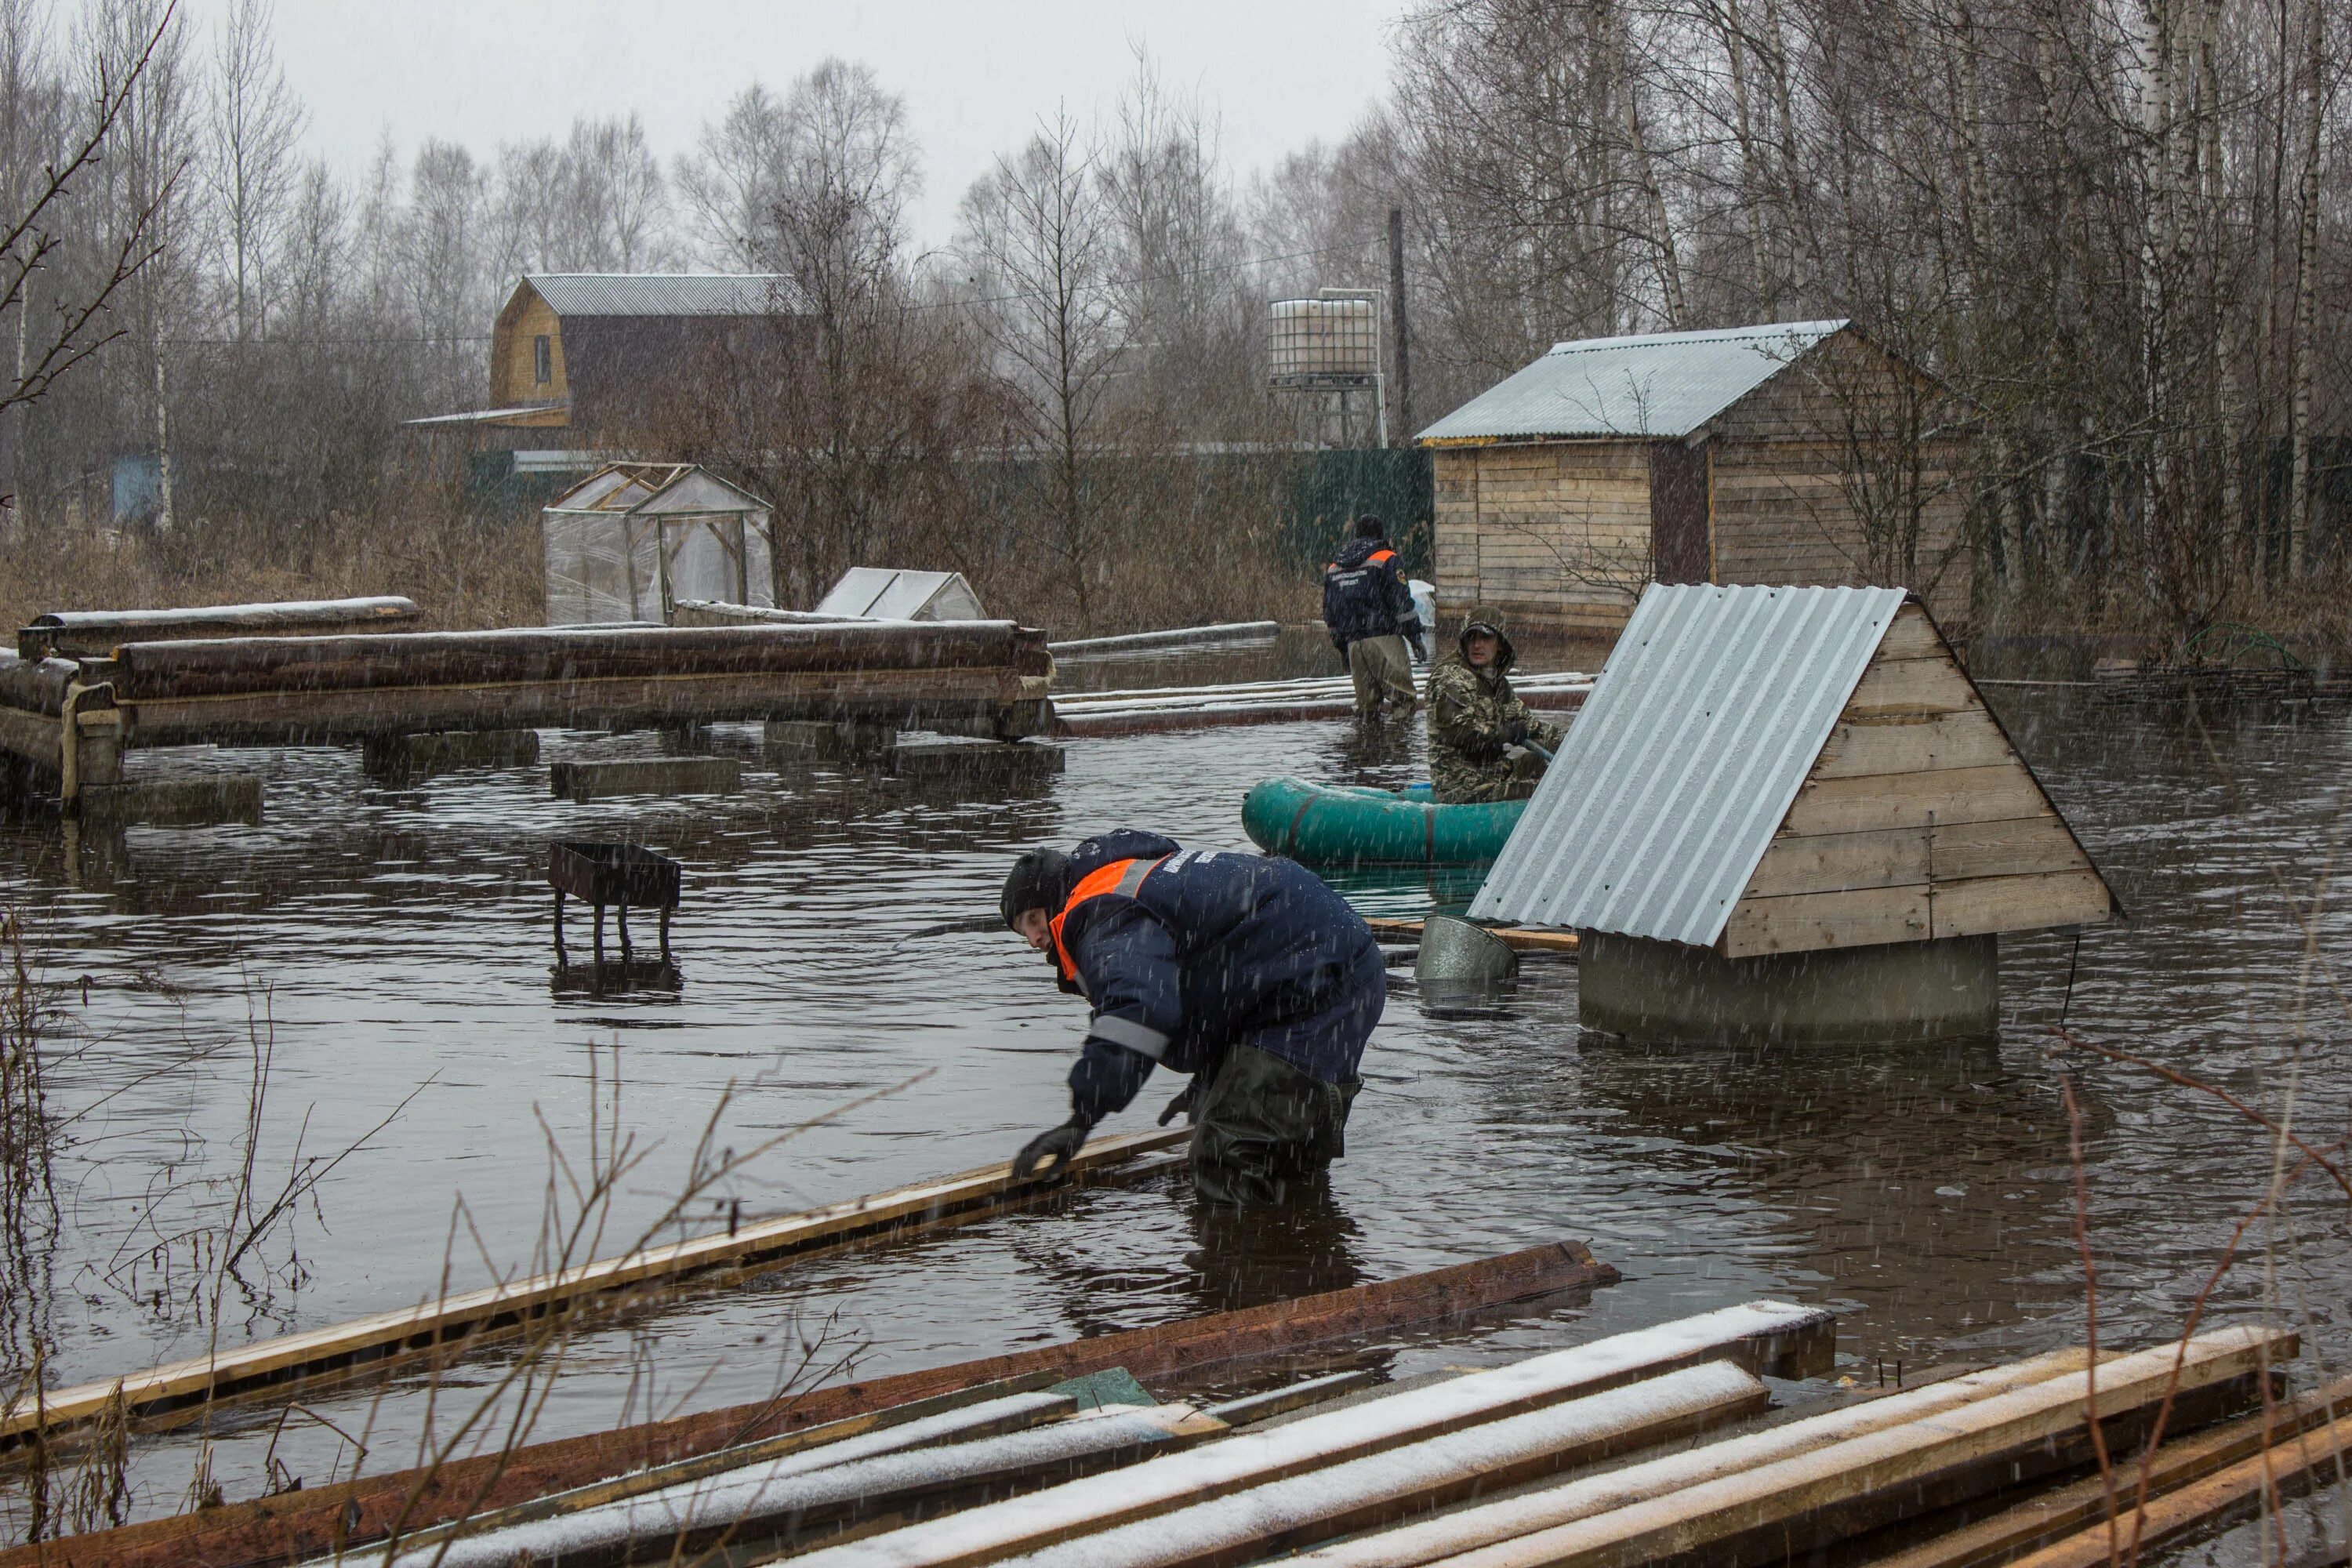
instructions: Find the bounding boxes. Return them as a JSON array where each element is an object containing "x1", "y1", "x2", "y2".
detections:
[
  {"x1": 1292, "y1": 1350, "x2": 2099, "y2": 1568},
  {"x1": 1403, "y1": 1327, "x2": 2291, "y2": 1568},
  {"x1": 2, "y1": 1129, "x2": 1189, "y2": 1444},
  {"x1": 782, "y1": 1301, "x2": 1836, "y2": 1568}
]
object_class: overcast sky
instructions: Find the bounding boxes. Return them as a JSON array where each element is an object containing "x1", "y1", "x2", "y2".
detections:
[{"x1": 260, "y1": 0, "x2": 1403, "y2": 253}]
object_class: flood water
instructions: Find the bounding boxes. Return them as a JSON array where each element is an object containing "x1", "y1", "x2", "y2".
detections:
[{"x1": 2, "y1": 679, "x2": 2348, "y2": 1554}]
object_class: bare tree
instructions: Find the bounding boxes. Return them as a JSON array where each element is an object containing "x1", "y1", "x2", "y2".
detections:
[
  {"x1": 957, "y1": 111, "x2": 1123, "y2": 630},
  {"x1": 205, "y1": 0, "x2": 300, "y2": 342},
  {"x1": 673, "y1": 82, "x2": 786, "y2": 270}
]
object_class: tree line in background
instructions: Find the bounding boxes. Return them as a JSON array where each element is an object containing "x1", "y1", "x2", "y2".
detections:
[{"x1": 0, "y1": 0, "x2": 2343, "y2": 641}]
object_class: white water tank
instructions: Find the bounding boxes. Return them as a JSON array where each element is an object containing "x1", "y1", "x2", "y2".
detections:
[{"x1": 1269, "y1": 297, "x2": 1378, "y2": 387}]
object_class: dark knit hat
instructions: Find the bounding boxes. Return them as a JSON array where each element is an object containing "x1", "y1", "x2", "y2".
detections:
[{"x1": 1000, "y1": 848, "x2": 1074, "y2": 927}]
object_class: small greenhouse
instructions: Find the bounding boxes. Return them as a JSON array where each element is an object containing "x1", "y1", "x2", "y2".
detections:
[{"x1": 542, "y1": 463, "x2": 776, "y2": 625}]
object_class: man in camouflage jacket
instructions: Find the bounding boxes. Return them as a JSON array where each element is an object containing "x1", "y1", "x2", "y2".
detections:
[{"x1": 1425, "y1": 604, "x2": 1564, "y2": 804}]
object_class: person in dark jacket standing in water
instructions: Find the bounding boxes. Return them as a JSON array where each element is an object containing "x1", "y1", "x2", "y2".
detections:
[
  {"x1": 1322, "y1": 514, "x2": 1421, "y2": 721},
  {"x1": 1000, "y1": 830, "x2": 1384, "y2": 1207}
]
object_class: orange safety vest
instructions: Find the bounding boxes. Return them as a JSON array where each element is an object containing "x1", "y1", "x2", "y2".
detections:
[
  {"x1": 1048, "y1": 856, "x2": 1167, "y2": 985},
  {"x1": 1323, "y1": 548, "x2": 1396, "y2": 573}
]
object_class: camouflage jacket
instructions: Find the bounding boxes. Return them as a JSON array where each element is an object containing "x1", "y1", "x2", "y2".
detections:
[{"x1": 1425, "y1": 660, "x2": 1564, "y2": 804}]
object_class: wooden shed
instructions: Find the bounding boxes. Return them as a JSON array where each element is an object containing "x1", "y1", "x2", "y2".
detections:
[
  {"x1": 1417, "y1": 321, "x2": 1973, "y2": 642},
  {"x1": 1472, "y1": 583, "x2": 2114, "y2": 1044}
]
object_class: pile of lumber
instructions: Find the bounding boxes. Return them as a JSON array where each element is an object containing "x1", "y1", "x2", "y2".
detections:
[
  {"x1": 1054, "y1": 671, "x2": 1592, "y2": 737},
  {"x1": 303, "y1": 1316, "x2": 2331, "y2": 1568}
]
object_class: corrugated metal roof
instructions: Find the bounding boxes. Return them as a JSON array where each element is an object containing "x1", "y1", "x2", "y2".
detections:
[
  {"x1": 527, "y1": 273, "x2": 793, "y2": 317},
  {"x1": 1468, "y1": 583, "x2": 1906, "y2": 944},
  {"x1": 1416, "y1": 320, "x2": 1847, "y2": 443}
]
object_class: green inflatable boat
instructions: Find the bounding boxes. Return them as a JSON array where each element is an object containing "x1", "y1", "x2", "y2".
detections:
[{"x1": 1240, "y1": 776, "x2": 1526, "y2": 869}]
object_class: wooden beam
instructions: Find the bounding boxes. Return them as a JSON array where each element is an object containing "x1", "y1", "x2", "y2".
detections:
[
  {"x1": 1865, "y1": 1374, "x2": 2352, "y2": 1568},
  {"x1": 2, "y1": 1130, "x2": 1189, "y2": 1446},
  {"x1": 779, "y1": 1301, "x2": 1838, "y2": 1568},
  {"x1": 1385, "y1": 1328, "x2": 2293, "y2": 1568},
  {"x1": 112, "y1": 667, "x2": 1051, "y2": 748},
  {"x1": 23, "y1": 1243, "x2": 1621, "y2": 1568},
  {"x1": 17, "y1": 597, "x2": 419, "y2": 661},
  {"x1": 1998, "y1": 1404, "x2": 2352, "y2": 1568},
  {"x1": 1363, "y1": 920, "x2": 1578, "y2": 954},
  {"x1": 1293, "y1": 1351, "x2": 2101, "y2": 1568},
  {"x1": 993, "y1": 1363, "x2": 1772, "y2": 1568},
  {"x1": 0, "y1": 702, "x2": 59, "y2": 773}
]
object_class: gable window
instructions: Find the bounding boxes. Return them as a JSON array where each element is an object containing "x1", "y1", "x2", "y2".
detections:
[{"x1": 533, "y1": 334, "x2": 552, "y2": 386}]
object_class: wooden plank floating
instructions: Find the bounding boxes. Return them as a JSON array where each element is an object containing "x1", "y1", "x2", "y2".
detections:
[
  {"x1": 1049, "y1": 621, "x2": 1282, "y2": 658},
  {"x1": 1363, "y1": 919, "x2": 1578, "y2": 954},
  {"x1": 1399, "y1": 1328, "x2": 2289, "y2": 1568},
  {"x1": 1868, "y1": 1373, "x2": 2352, "y2": 1568},
  {"x1": 1999, "y1": 1404, "x2": 2352, "y2": 1568},
  {"x1": 1, "y1": 1128, "x2": 1189, "y2": 1446},
  {"x1": 16, "y1": 595, "x2": 418, "y2": 660},
  {"x1": 31, "y1": 1243, "x2": 1622, "y2": 1568},
  {"x1": 784, "y1": 1301, "x2": 1836, "y2": 1568},
  {"x1": 548, "y1": 756, "x2": 743, "y2": 800},
  {"x1": 1293, "y1": 1349, "x2": 2103, "y2": 1568}
]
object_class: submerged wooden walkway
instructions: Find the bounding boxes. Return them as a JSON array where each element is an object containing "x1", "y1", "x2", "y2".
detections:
[{"x1": 0, "y1": 604, "x2": 1052, "y2": 806}]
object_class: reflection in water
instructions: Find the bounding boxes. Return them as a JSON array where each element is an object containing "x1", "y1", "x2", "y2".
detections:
[{"x1": 1185, "y1": 1174, "x2": 1368, "y2": 1314}]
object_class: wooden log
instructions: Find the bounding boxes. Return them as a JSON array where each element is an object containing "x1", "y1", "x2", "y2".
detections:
[
  {"x1": 2, "y1": 1129, "x2": 1189, "y2": 1446},
  {"x1": 0, "y1": 654, "x2": 83, "y2": 716},
  {"x1": 16, "y1": 596, "x2": 417, "y2": 660},
  {"x1": 1864, "y1": 1373, "x2": 2352, "y2": 1568},
  {"x1": 111, "y1": 667, "x2": 1051, "y2": 748},
  {"x1": 1049, "y1": 622, "x2": 1281, "y2": 658},
  {"x1": 0, "y1": 702, "x2": 59, "y2": 774},
  {"x1": 1295, "y1": 1350, "x2": 2102, "y2": 1568},
  {"x1": 997, "y1": 1362, "x2": 1772, "y2": 1568},
  {"x1": 1405, "y1": 1328, "x2": 2292, "y2": 1568},
  {"x1": 98, "y1": 621, "x2": 1052, "y2": 701},
  {"x1": 1363, "y1": 920, "x2": 1577, "y2": 954},
  {"x1": 17, "y1": 1243, "x2": 1621, "y2": 1568},
  {"x1": 782, "y1": 1301, "x2": 1836, "y2": 1568}
]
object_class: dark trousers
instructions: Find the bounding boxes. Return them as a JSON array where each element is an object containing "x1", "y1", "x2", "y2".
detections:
[{"x1": 1189, "y1": 1044, "x2": 1362, "y2": 1207}]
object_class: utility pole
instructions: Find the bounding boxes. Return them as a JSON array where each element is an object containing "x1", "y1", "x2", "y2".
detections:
[{"x1": 1387, "y1": 206, "x2": 1412, "y2": 447}]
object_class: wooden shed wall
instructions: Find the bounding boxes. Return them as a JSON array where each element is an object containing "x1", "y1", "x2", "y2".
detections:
[
  {"x1": 1432, "y1": 441, "x2": 1653, "y2": 637},
  {"x1": 488, "y1": 288, "x2": 569, "y2": 412},
  {"x1": 1718, "y1": 603, "x2": 2110, "y2": 958},
  {"x1": 1708, "y1": 441, "x2": 1972, "y2": 626}
]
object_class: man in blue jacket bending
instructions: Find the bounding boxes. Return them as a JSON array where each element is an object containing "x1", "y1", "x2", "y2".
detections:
[{"x1": 999, "y1": 830, "x2": 1385, "y2": 1207}]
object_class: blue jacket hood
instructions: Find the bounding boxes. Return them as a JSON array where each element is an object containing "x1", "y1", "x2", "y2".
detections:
[{"x1": 1065, "y1": 829, "x2": 1183, "y2": 884}]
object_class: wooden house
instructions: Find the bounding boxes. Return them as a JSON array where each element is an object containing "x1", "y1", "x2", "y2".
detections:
[
  {"x1": 1417, "y1": 321, "x2": 1973, "y2": 641},
  {"x1": 1472, "y1": 583, "x2": 2114, "y2": 1043},
  {"x1": 410, "y1": 274, "x2": 799, "y2": 442}
]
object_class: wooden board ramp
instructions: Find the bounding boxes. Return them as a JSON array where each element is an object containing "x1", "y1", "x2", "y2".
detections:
[
  {"x1": 9, "y1": 1242, "x2": 1623, "y2": 1568},
  {"x1": 1364, "y1": 919, "x2": 1578, "y2": 955},
  {"x1": 1054, "y1": 672, "x2": 1591, "y2": 737},
  {"x1": 2, "y1": 1128, "x2": 1189, "y2": 1446}
]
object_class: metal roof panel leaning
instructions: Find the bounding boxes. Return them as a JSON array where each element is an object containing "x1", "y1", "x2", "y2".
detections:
[
  {"x1": 1415, "y1": 319, "x2": 1847, "y2": 444},
  {"x1": 1468, "y1": 583, "x2": 1907, "y2": 945}
]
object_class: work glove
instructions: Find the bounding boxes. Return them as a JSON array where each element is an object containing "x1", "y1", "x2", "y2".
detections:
[
  {"x1": 1012, "y1": 1113, "x2": 1094, "y2": 1180},
  {"x1": 1156, "y1": 1078, "x2": 1199, "y2": 1127},
  {"x1": 1504, "y1": 719, "x2": 1530, "y2": 747}
]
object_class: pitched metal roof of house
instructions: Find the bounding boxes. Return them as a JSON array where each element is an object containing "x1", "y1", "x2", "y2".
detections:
[
  {"x1": 525, "y1": 273, "x2": 793, "y2": 318},
  {"x1": 1468, "y1": 582, "x2": 1906, "y2": 944},
  {"x1": 1416, "y1": 319, "x2": 1848, "y2": 444}
]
